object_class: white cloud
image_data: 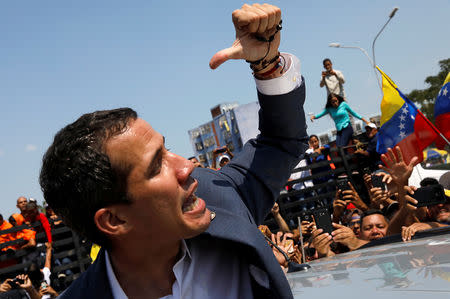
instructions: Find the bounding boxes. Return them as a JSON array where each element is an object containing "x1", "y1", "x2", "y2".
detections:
[{"x1": 25, "y1": 144, "x2": 37, "y2": 152}]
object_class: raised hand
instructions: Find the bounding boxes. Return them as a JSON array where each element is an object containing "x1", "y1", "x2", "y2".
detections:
[
  {"x1": 331, "y1": 223, "x2": 367, "y2": 250},
  {"x1": 310, "y1": 228, "x2": 334, "y2": 258},
  {"x1": 271, "y1": 202, "x2": 280, "y2": 215},
  {"x1": 300, "y1": 221, "x2": 314, "y2": 237},
  {"x1": 0, "y1": 279, "x2": 13, "y2": 292},
  {"x1": 209, "y1": 3, "x2": 281, "y2": 70},
  {"x1": 39, "y1": 285, "x2": 59, "y2": 297},
  {"x1": 332, "y1": 191, "x2": 347, "y2": 221},
  {"x1": 368, "y1": 187, "x2": 390, "y2": 209},
  {"x1": 342, "y1": 182, "x2": 368, "y2": 211},
  {"x1": 378, "y1": 172, "x2": 393, "y2": 185},
  {"x1": 380, "y1": 146, "x2": 419, "y2": 187},
  {"x1": 402, "y1": 222, "x2": 432, "y2": 241},
  {"x1": 270, "y1": 231, "x2": 294, "y2": 268},
  {"x1": 398, "y1": 185, "x2": 418, "y2": 211},
  {"x1": 16, "y1": 274, "x2": 33, "y2": 290},
  {"x1": 290, "y1": 245, "x2": 303, "y2": 264}
]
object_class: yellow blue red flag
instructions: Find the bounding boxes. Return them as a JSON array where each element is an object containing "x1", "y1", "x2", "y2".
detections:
[
  {"x1": 376, "y1": 67, "x2": 438, "y2": 164},
  {"x1": 434, "y1": 72, "x2": 450, "y2": 149}
]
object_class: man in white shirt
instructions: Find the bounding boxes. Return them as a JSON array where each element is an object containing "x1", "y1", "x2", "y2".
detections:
[{"x1": 320, "y1": 58, "x2": 346, "y2": 99}]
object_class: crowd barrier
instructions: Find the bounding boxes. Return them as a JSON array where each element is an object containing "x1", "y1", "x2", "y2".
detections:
[
  {"x1": 264, "y1": 142, "x2": 370, "y2": 230},
  {"x1": 0, "y1": 219, "x2": 91, "y2": 284}
]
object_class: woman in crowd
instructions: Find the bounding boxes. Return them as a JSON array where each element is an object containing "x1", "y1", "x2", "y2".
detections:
[{"x1": 310, "y1": 93, "x2": 369, "y2": 147}]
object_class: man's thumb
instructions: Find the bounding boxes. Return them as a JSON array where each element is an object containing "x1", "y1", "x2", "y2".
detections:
[{"x1": 209, "y1": 46, "x2": 240, "y2": 69}]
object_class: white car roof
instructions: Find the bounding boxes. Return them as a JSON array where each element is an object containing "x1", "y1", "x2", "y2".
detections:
[{"x1": 287, "y1": 227, "x2": 450, "y2": 298}]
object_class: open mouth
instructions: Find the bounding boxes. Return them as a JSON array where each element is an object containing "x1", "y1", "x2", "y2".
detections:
[{"x1": 182, "y1": 193, "x2": 200, "y2": 213}]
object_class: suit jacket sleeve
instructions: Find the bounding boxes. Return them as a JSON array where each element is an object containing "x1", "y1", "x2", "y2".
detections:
[{"x1": 216, "y1": 57, "x2": 308, "y2": 224}]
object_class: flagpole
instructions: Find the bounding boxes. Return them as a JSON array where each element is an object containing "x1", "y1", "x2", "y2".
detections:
[{"x1": 376, "y1": 66, "x2": 450, "y2": 147}]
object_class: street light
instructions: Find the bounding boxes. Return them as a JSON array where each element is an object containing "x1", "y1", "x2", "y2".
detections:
[
  {"x1": 329, "y1": 42, "x2": 382, "y2": 92},
  {"x1": 372, "y1": 7, "x2": 399, "y2": 69},
  {"x1": 329, "y1": 43, "x2": 374, "y2": 67},
  {"x1": 329, "y1": 7, "x2": 399, "y2": 95}
]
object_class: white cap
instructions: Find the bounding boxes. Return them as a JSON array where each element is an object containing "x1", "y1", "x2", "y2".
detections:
[
  {"x1": 365, "y1": 122, "x2": 377, "y2": 129},
  {"x1": 218, "y1": 154, "x2": 231, "y2": 164}
]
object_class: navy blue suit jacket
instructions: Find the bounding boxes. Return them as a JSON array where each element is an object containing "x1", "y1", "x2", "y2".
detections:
[{"x1": 59, "y1": 79, "x2": 308, "y2": 299}]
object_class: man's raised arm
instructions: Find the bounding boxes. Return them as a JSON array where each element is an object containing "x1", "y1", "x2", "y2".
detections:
[{"x1": 209, "y1": 4, "x2": 308, "y2": 223}]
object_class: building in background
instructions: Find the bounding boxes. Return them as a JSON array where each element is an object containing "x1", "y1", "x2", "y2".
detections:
[
  {"x1": 189, "y1": 101, "x2": 381, "y2": 166},
  {"x1": 188, "y1": 101, "x2": 261, "y2": 167}
]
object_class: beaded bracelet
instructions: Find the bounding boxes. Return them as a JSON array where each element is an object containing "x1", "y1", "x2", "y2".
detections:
[
  {"x1": 254, "y1": 58, "x2": 282, "y2": 79},
  {"x1": 246, "y1": 20, "x2": 283, "y2": 71}
]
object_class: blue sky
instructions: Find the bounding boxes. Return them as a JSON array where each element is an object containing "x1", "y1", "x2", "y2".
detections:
[{"x1": 1, "y1": 0, "x2": 449, "y2": 217}]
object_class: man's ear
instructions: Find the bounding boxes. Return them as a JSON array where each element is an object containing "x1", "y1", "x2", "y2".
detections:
[{"x1": 94, "y1": 207, "x2": 131, "y2": 237}]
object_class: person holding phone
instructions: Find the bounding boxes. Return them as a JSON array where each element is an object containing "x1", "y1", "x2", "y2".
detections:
[
  {"x1": 211, "y1": 146, "x2": 234, "y2": 170},
  {"x1": 320, "y1": 58, "x2": 346, "y2": 99},
  {"x1": 0, "y1": 274, "x2": 41, "y2": 299},
  {"x1": 355, "y1": 122, "x2": 382, "y2": 171},
  {"x1": 310, "y1": 93, "x2": 369, "y2": 147}
]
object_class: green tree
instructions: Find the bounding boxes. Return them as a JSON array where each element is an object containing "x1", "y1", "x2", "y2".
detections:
[{"x1": 406, "y1": 58, "x2": 450, "y2": 123}]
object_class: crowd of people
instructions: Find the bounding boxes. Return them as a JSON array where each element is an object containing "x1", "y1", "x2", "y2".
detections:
[
  {"x1": 1, "y1": 3, "x2": 449, "y2": 298},
  {"x1": 1, "y1": 197, "x2": 53, "y2": 253},
  {"x1": 257, "y1": 145, "x2": 450, "y2": 272},
  {"x1": 0, "y1": 197, "x2": 69, "y2": 298},
  {"x1": 185, "y1": 46, "x2": 450, "y2": 286}
]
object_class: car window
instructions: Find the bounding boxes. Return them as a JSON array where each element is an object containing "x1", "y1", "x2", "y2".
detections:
[{"x1": 421, "y1": 148, "x2": 450, "y2": 170}]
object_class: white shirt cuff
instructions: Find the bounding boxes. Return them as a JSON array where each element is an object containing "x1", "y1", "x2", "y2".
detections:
[{"x1": 254, "y1": 53, "x2": 302, "y2": 95}]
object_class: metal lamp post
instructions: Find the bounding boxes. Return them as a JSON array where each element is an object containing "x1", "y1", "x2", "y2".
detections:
[
  {"x1": 328, "y1": 42, "x2": 382, "y2": 92},
  {"x1": 329, "y1": 7, "x2": 399, "y2": 95}
]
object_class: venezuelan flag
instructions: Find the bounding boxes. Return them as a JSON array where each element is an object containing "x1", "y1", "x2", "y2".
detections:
[
  {"x1": 376, "y1": 68, "x2": 438, "y2": 164},
  {"x1": 434, "y1": 72, "x2": 450, "y2": 149}
]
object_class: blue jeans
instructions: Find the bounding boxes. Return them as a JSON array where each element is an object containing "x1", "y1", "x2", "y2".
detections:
[{"x1": 336, "y1": 124, "x2": 353, "y2": 147}]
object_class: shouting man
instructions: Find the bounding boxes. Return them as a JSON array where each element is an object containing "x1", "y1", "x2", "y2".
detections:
[{"x1": 40, "y1": 3, "x2": 308, "y2": 299}]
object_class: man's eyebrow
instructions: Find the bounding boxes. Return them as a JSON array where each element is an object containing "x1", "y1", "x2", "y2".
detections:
[{"x1": 145, "y1": 146, "x2": 163, "y2": 177}]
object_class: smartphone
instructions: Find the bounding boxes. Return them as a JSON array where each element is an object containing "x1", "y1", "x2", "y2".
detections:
[
  {"x1": 412, "y1": 184, "x2": 446, "y2": 207},
  {"x1": 336, "y1": 177, "x2": 350, "y2": 191},
  {"x1": 7, "y1": 281, "x2": 19, "y2": 289},
  {"x1": 215, "y1": 147, "x2": 227, "y2": 153},
  {"x1": 284, "y1": 238, "x2": 295, "y2": 254},
  {"x1": 371, "y1": 174, "x2": 386, "y2": 190},
  {"x1": 302, "y1": 214, "x2": 312, "y2": 222},
  {"x1": 278, "y1": 233, "x2": 295, "y2": 253},
  {"x1": 313, "y1": 208, "x2": 333, "y2": 235},
  {"x1": 8, "y1": 278, "x2": 24, "y2": 289}
]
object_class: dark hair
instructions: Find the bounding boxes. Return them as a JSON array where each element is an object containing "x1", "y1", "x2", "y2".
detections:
[
  {"x1": 45, "y1": 205, "x2": 54, "y2": 218},
  {"x1": 323, "y1": 58, "x2": 331, "y2": 65},
  {"x1": 326, "y1": 93, "x2": 344, "y2": 109},
  {"x1": 309, "y1": 135, "x2": 319, "y2": 141},
  {"x1": 420, "y1": 177, "x2": 439, "y2": 187},
  {"x1": 8, "y1": 215, "x2": 17, "y2": 226},
  {"x1": 39, "y1": 108, "x2": 138, "y2": 247},
  {"x1": 188, "y1": 156, "x2": 196, "y2": 160},
  {"x1": 360, "y1": 209, "x2": 386, "y2": 225},
  {"x1": 26, "y1": 201, "x2": 38, "y2": 211}
]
